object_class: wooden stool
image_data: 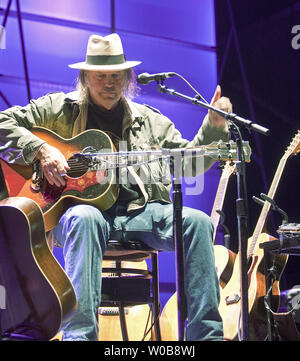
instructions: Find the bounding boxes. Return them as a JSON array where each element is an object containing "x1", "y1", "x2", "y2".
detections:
[{"x1": 99, "y1": 239, "x2": 161, "y2": 341}]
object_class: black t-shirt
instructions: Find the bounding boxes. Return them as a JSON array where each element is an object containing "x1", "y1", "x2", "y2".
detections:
[
  {"x1": 86, "y1": 100, "x2": 141, "y2": 202},
  {"x1": 87, "y1": 99, "x2": 123, "y2": 143}
]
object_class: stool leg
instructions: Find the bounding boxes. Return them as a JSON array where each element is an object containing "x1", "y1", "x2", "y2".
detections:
[
  {"x1": 152, "y1": 253, "x2": 161, "y2": 341},
  {"x1": 118, "y1": 302, "x2": 129, "y2": 341}
]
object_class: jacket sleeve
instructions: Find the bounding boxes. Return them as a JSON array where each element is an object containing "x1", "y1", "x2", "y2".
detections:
[{"x1": 0, "y1": 93, "x2": 64, "y2": 165}]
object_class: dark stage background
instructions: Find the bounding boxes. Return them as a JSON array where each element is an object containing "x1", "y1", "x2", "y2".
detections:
[
  {"x1": 214, "y1": 0, "x2": 300, "y2": 292},
  {"x1": 0, "y1": 0, "x2": 300, "y2": 311}
]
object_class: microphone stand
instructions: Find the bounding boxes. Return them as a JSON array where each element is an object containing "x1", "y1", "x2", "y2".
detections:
[
  {"x1": 170, "y1": 151, "x2": 187, "y2": 341},
  {"x1": 229, "y1": 124, "x2": 250, "y2": 341},
  {"x1": 157, "y1": 84, "x2": 269, "y2": 136},
  {"x1": 156, "y1": 81, "x2": 269, "y2": 341}
]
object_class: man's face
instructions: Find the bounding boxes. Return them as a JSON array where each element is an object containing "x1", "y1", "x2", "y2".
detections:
[{"x1": 85, "y1": 70, "x2": 126, "y2": 110}]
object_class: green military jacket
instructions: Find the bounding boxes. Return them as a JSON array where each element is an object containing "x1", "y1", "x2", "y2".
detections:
[{"x1": 0, "y1": 91, "x2": 228, "y2": 211}]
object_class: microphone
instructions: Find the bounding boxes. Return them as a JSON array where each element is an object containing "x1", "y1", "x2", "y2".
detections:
[{"x1": 137, "y1": 72, "x2": 176, "y2": 85}]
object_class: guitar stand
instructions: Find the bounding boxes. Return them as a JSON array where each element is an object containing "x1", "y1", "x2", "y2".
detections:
[
  {"x1": 0, "y1": 333, "x2": 38, "y2": 341},
  {"x1": 260, "y1": 230, "x2": 300, "y2": 340},
  {"x1": 0, "y1": 316, "x2": 47, "y2": 341},
  {"x1": 252, "y1": 194, "x2": 288, "y2": 341},
  {"x1": 262, "y1": 248, "x2": 281, "y2": 341},
  {"x1": 256, "y1": 197, "x2": 300, "y2": 341}
]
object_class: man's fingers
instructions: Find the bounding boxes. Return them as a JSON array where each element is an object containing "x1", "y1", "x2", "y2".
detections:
[
  {"x1": 52, "y1": 167, "x2": 66, "y2": 187},
  {"x1": 57, "y1": 162, "x2": 69, "y2": 175},
  {"x1": 210, "y1": 84, "x2": 221, "y2": 105},
  {"x1": 44, "y1": 165, "x2": 66, "y2": 187},
  {"x1": 63, "y1": 159, "x2": 70, "y2": 170},
  {"x1": 215, "y1": 97, "x2": 233, "y2": 113},
  {"x1": 43, "y1": 171, "x2": 53, "y2": 186},
  {"x1": 36, "y1": 144, "x2": 69, "y2": 187}
]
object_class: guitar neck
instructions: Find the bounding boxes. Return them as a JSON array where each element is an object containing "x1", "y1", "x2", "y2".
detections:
[
  {"x1": 74, "y1": 140, "x2": 251, "y2": 168},
  {"x1": 211, "y1": 174, "x2": 231, "y2": 241},
  {"x1": 211, "y1": 162, "x2": 235, "y2": 243},
  {"x1": 248, "y1": 156, "x2": 288, "y2": 256}
]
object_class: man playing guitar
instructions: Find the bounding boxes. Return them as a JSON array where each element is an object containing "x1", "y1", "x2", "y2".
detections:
[{"x1": 0, "y1": 33, "x2": 232, "y2": 341}]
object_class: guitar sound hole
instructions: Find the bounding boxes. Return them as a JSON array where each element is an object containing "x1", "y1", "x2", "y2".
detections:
[{"x1": 66, "y1": 156, "x2": 89, "y2": 178}]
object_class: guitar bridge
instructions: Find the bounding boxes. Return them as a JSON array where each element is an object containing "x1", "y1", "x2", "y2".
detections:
[
  {"x1": 31, "y1": 161, "x2": 43, "y2": 192},
  {"x1": 225, "y1": 294, "x2": 241, "y2": 305}
]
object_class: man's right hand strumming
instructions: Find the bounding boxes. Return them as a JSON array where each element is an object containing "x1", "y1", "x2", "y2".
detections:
[{"x1": 35, "y1": 144, "x2": 70, "y2": 187}]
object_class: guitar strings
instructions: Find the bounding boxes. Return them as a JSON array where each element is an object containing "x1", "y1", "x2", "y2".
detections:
[{"x1": 65, "y1": 155, "x2": 167, "y2": 175}]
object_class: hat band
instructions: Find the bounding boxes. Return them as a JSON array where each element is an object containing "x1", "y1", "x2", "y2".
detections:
[{"x1": 86, "y1": 54, "x2": 126, "y2": 66}]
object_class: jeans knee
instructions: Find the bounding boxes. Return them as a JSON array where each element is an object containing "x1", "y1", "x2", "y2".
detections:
[
  {"x1": 65, "y1": 205, "x2": 106, "y2": 228},
  {"x1": 183, "y1": 207, "x2": 213, "y2": 232},
  {"x1": 54, "y1": 204, "x2": 111, "y2": 248}
]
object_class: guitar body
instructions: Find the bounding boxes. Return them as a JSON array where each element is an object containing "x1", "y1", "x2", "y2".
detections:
[
  {"x1": 160, "y1": 292, "x2": 178, "y2": 341},
  {"x1": 98, "y1": 304, "x2": 153, "y2": 341},
  {"x1": 0, "y1": 197, "x2": 77, "y2": 340},
  {"x1": 214, "y1": 245, "x2": 236, "y2": 289},
  {"x1": 98, "y1": 260, "x2": 153, "y2": 341},
  {"x1": 219, "y1": 233, "x2": 288, "y2": 340},
  {"x1": 0, "y1": 127, "x2": 119, "y2": 231}
]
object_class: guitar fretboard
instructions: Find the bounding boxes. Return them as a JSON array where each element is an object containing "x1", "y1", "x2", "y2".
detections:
[
  {"x1": 211, "y1": 163, "x2": 235, "y2": 242},
  {"x1": 248, "y1": 131, "x2": 300, "y2": 257},
  {"x1": 248, "y1": 155, "x2": 293, "y2": 257}
]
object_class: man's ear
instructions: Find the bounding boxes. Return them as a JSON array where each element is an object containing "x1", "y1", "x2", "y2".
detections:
[{"x1": 82, "y1": 70, "x2": 89, "y2": 85}]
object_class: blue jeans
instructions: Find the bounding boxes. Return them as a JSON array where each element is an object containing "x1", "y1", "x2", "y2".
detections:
[{"x1": 53, "y1": 201, "x2": 223, "y2": 341}]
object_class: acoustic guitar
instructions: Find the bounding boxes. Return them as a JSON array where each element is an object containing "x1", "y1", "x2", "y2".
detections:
[
  {"x1": 219, "y1": 130, "x2": 300, "y2": 341},
  {"x1": 0, "y1": 127, "x2": 119, "y2": 232},
  {"x1": 0, "y1": 127, "x2": 251, "y2": 232},
  {"x1": 160, "y1": 161, "x2": 237, "y2": 340},
  {"x1": 0, "y1": 196, "x2": 77, "y2": 340}
]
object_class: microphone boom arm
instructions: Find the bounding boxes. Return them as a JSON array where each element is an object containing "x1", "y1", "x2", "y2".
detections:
[{"x1": 157, "y1": 84, "x2": 269, "y2": 136}]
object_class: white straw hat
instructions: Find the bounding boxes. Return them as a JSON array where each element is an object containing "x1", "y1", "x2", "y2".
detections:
[{"x1": 68, "y1": 33, "x2": 141, "y2": 71}]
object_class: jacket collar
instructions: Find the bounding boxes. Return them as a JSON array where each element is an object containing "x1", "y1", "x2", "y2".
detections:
[
  {"x1": 122, "y1": 97, "x2": 144, "y2": 130},
  {"x1": 64, "y1": 91, "x2": 79, "y2": 103},
  {"x1": 65, "y1": 91, "x2": 140, "y2": 115},
  {"x1": 64, "y1": 91, "x2": 144, "y2": 131}
]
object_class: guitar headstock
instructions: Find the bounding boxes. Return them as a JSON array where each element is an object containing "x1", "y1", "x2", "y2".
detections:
[
  {"x1": 205, "y1": 140, "x2": 252, "y2": 163},
  {"x1": 221, "y1": 160, "x2": 237, "y2": 178},
  {"x1": 285, "y1": 130, "x2": 300, "y2": 157}
]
